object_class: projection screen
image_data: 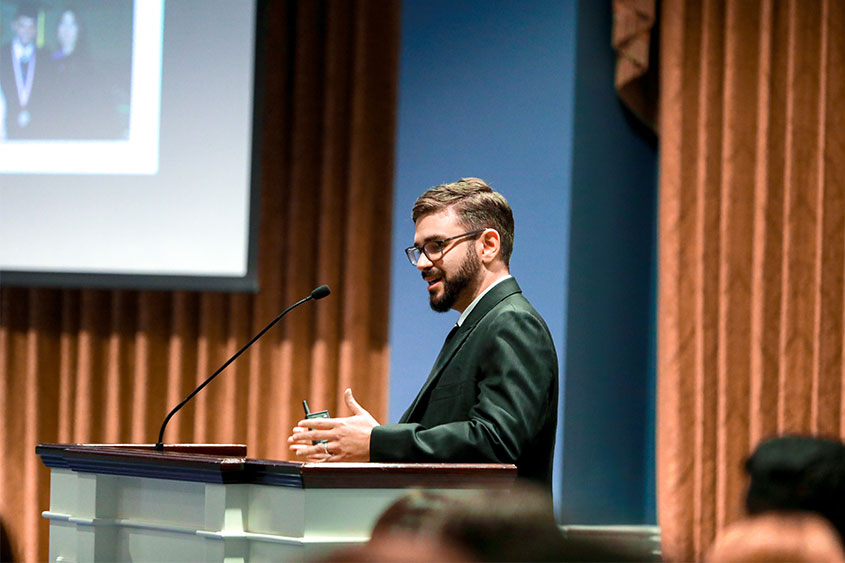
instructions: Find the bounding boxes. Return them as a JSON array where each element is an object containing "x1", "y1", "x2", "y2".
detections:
[{"x1": 0, "y1": 0, "x2": 263, "y2": 291}]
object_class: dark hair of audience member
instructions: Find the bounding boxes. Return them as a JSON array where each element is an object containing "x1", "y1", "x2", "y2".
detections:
[
  {"x1": 369, "y1": 484, "x2": 641, "y2": 562},
  {"x1": 430, "y1": 487, "x2": 566, "y2": 562},
  {"x1": 745, "y1": 434, "x2": 845, "y2": 544},
  {"x1": 0, "y1": 518, "x2": 14, "y2": 563},
  {"x1": 369, "y1": 490, "x2": 460, "y2": 540}
]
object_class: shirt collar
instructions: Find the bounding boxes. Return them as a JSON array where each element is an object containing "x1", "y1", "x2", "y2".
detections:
[
  {"x1": 13, "y1": 40, "x2": 34, "y2": 62},
  {"x1": 456, "y1": 274, "x2": 513, "y2": 327}
]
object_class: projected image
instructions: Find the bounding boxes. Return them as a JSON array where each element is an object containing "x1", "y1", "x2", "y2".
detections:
[
  {"x1": 1, "y1": 0, "x2": 258, "y2": 289},
  {"x1": 1, "y1": 1, "x2": 130, "y2": 140},
  {"x1": 0, "y1": 0, "x2": 163, "y2": 174}
]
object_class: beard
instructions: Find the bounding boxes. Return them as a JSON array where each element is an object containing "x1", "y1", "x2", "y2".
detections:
[{"x1": 426, "y1": 245, "x2": 481, "y2": 312}]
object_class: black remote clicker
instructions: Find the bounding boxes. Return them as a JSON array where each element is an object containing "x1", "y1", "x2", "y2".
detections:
[{"x1": 302, "y1": 400, "x2": 329, "y2": 445}]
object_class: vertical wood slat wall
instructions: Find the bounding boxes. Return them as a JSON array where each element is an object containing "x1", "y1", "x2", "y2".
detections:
[{"x1": 0, "y1": 2, "x2": 400, "y2": 561}]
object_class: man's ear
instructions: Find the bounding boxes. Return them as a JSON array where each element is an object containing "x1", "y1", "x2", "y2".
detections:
[{"x1": 478, "y1": 229, "x2": 501, "y2": 264}]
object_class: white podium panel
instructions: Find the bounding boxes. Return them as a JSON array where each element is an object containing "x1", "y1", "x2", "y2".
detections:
[{"x1": 37, "y1": 444, "x2": 516, "y2": 562}]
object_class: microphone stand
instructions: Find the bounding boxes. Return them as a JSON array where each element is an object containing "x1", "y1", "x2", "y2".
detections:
[{"x1": 155, "y1": 285, "x2": 330, "y2": 451}]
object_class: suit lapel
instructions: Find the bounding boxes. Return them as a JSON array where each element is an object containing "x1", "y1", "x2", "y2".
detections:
[
  {"x1": 399, "y1": 326, "x2": 468, "y2": 422},
  {"x1": 399, "y1": 278, "x2": 522, "y2": 423}
]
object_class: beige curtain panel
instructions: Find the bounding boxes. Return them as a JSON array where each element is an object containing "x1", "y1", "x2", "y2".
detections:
[
  {"x1": 0, "y1": 2, "x2": 401, "y2": 561},
  {"x1": 658, "y1": 0, "x2": 845, "y2": 560}
]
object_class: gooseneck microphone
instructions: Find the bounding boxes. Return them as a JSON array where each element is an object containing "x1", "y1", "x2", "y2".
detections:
[{"x1": 155, "y1": 285, "x2": 331, "y2": 451}]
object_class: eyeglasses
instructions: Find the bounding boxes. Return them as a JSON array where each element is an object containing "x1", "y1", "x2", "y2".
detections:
[{"x1": 405, "y1": 229, "x2": 485, "y2": 266}]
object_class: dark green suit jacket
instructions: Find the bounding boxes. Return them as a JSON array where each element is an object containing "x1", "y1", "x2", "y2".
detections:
[{"x1": 370, "y1": 277, "x2": 558, "y2": 487}]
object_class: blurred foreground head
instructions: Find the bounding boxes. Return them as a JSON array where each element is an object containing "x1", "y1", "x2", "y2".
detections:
[
  {"x1": 705, "y1": 512, "x2": 845, "y2": 562},
  {"x1": 321, "y1": 534, "x2": 474, "y2": 562},
  {"x1": 370, "y1": 490, "x2": 460, "y2": 540},
  {"x1": 364, "y1": 483, "x2": 637, "y2": 562},
  {"x1": 745, "y1": 434, "x2": 845, "y2": 542},
  {"x1": 425, "y1": 485, "x2": 565, "y2": 562}
]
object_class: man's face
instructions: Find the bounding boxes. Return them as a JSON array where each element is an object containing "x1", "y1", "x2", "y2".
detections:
[
  {"x1": 14, "y1": 15, "x2": 36, "y2": 46},
  {"x1": 413, "y1": 208, "x2": 482, "y2": 313}
]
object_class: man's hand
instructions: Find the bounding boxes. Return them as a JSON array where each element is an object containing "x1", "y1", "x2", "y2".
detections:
[{"x1": 287, "y1": 388, "x2": 379, "y2": 462}]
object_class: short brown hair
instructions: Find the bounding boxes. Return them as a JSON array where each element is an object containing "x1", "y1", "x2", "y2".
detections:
[{"x1": 412, "y1": 178, "x2": 515, "y2": 266}]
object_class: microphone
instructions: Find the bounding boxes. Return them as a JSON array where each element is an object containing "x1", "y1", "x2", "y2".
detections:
[
  {"x1": 310, "y1": 284, "x2": 331, "y2": 300},
  {"x1": 155, "y1": 284, "x2": 331, "y2": 451}
]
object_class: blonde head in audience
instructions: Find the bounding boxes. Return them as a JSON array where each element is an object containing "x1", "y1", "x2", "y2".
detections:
[{"x1": 705, "y1": 511, "x2": 845, "y2": 562}]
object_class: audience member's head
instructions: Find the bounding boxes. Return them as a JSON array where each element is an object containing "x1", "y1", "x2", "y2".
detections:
[
  {"x1": 370, "y1": 490, "x2": 460, "y2": 540},
  {"x1": 363, "y1": 482, "x2": 659, "y2": 562},
  {"x1": 705, "y1": 511, "x2": 845, "y2": 562},
  {"x1": 0, "y1": 517, "x2": 14, "y2": 563},
  {"x1": 429, "y1": 485, "x2": 566, "y2": 562},
  {"x1": 745, "y1": 434, "x2": 845, "y2": 543},
  {"x1": 363, "y1": 483, "x2": 640, "y2": 562},
  {"x1": 321, "y1": 534, "x2": 474, "y2": 562}
]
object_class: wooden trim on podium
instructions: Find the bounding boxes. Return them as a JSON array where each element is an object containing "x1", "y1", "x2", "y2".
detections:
[
  {"x1": 298, "y1": 461, "x2": 516, "y2": 489},
  {"x1": 36, "y1": 444, "x2": 518, "y2": 489},
  {"x1": 37, "y1": 443, "x2": 247, "y2": 464},
  {"x1": 36, "y1": 444, "x2": 252, "y2": 484}
]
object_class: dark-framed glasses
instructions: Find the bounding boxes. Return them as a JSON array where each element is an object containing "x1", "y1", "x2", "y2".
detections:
[{"x1": 405, "y1": 229, "x2": 485, "y2": 266}]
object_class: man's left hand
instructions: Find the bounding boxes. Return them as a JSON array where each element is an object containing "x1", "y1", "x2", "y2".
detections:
[{"x1": 287, "y1": 388, "x2": 379, "y2": 462}]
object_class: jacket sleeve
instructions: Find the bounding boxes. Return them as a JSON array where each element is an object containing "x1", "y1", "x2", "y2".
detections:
[{"x1": 369, "y1": 304, "x2": 557, "y2": 464}]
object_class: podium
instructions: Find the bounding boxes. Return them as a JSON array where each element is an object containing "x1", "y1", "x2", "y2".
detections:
[{"x1": 37, "y1": 444, "x2": 517, "y2": 562}]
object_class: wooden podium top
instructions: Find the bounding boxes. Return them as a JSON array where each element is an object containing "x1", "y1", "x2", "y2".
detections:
[{"x1": 36, "y1": 443, "x2": 517, "y2": 490}]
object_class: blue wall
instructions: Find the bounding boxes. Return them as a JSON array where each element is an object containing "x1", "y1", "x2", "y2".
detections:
[
  {"x1": 388, "y1": 0, "x2": 656, "y2": 524},
  {"x1": 561, "y1": 1, "x2": 658, "y2": 524}
]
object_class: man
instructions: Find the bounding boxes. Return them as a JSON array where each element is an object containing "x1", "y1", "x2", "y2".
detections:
[
  {"x1": 288, "y1": 178, "x2": 558, "y2": 486},
  {"x1": 0, "y1": 2, "x2": 46, "y2": 139}
]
